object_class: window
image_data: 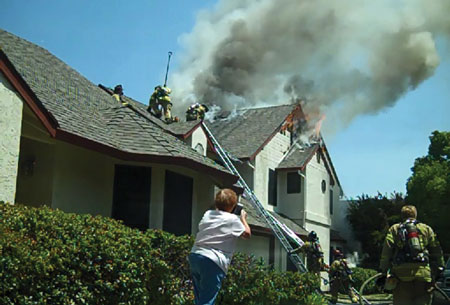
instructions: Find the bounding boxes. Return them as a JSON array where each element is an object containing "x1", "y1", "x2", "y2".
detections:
[
  {"x1": 330, "y1": 189, "x2": 334, "y2": 215},
  {"x1": 268, "y1": 169, "x2": 277, "y2": 206},
  {"x1": 194, "y1": 143, "x2": 204, "y2": 155},
  {"x1": 287, "y1": 172, "x2": 301, "y2": 194},
  {"x1": 321, "y1": 180, "x2": 326, "y2": 193},
  {"x1": 112, "y1": 165, "x2": 151, "y2": 231},
  {"x1": 316, "y1": 152, "x2": 321, "y2": 164},
  {"x1": 163, "y1": 170, "x2": 193, "y2": 236}
]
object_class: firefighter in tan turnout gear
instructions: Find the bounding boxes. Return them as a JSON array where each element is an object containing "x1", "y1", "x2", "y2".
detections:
[
  {"x1": 289, "y1": 231, "x2": 327, "y2": 275},
  {"x1": 186, "y1": 103, "x2": 209, "y2": 121},
  {"x1": 379, "y1": 205, "x2": 444, "y2": 305},
  {"x1": 329, "y1": 249, "x2": 359, "y2": 304},
  {"x1": 147, "y1": 85, "x2": 178, "y2": 123}
]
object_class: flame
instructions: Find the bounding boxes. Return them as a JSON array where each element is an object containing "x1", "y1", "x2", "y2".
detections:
[{"x1": 314, "y1": 114, "x2": 326, "y2": 138}]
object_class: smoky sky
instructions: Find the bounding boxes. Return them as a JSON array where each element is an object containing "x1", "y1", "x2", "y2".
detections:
[{"x1": 170, "y1": 0, "x2": 449, "y2": 126}]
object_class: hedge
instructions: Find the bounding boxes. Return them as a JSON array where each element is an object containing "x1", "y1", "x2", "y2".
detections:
[
  {"x1": 351, "y1": 267, "x2": 383, "y2": 295},
  {"x1": 0, "y1": 202, "x2": 326, "y2": 305}
]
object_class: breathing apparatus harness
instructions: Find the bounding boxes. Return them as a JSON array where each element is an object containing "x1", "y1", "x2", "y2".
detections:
[
  {"x1": 309, "y1": 240, "x2": 324, "y2": 259},
  {"x1": 395, "y1": 218, "x2": 428, "y2": 264}
]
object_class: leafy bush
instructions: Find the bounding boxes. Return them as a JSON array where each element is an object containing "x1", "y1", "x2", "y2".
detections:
[
  {"x1": 0, "y1": 203, "x2": 326, "y2": 304},
  {"x1": 351, "y1": 267, "x2": 383, "y2": 295},
  {"x1": 0, "y1": 202, "x2": 192, "y2": 305},
  {"x1": 219, "y1": 253, "x2": 325, "y2": 305}
]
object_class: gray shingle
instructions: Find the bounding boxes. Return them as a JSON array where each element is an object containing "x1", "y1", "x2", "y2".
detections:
[
  {"x1": 205, "y1": 104, "x2": 296, "y2": 159},
  {"x1": 277, "y1": 144, "x2": 318, "y2": 169},
  {"x1": 0, "y1": 29, "x2": 230, "y2": 177}
]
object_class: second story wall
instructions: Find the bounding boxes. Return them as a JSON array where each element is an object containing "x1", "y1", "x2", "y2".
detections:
[
  {"x1": 277, "y1": 170, "x2": 305, "y2": 222},
  {"x1": 304, "y1": 151, "x2": 331, "y2": 226},
  {"x1": 253, "y1": 131, "x2": 290, "y2": 210}
]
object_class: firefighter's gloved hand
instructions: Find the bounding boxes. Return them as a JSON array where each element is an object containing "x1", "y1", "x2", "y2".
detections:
[{"x1": 375, "y1": 274, "x2": 387, "y2": 288}]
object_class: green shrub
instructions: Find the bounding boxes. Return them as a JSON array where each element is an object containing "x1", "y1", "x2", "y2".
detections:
[
  {"x1": 218, "y1": 253, "x2": 325, "y2": 305},
  {"x1": 0, "y1": 203, "x2": 326, "y2": 304},
  {"x1": 351, "y1": 267, "x2": 383, "y2": 295}
]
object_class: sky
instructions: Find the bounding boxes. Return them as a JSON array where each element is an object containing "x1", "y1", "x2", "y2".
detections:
[{"x1": 1, "y1": 0, "x2": 449, "y2": 199}]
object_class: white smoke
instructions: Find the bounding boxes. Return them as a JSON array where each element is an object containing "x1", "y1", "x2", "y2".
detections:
[{"x1": 171, "y1": 0, "x2": 449, "y2": 128}]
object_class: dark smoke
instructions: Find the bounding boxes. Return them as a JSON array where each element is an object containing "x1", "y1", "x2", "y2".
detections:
[{"x1": 171, "y1": 0, "x2": 448, "y2": 127}]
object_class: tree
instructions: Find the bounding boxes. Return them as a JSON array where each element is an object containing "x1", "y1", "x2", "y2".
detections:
[
  {"x1": 347, "y1": 192, "x2": 405, "y2": 269},
  {"x1": 406, "y1": 130, "x2": 450, "y2": 254}
]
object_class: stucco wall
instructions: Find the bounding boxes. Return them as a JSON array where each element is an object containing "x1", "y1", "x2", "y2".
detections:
[
  {"x1": 49, "y1": 140, "x2": 217, "y2": 234},
  {"x1": 15, "y1": 137, "x2": 54, "y2": 207},
  {"x1": 51, "y1": 141, "x2": 115, "y2": 217},
  {"x1": 187, "y1": 127, "x2": 208, "y2": 156},
  {"x1": 253, "y1": 131, "x2": 290, "y2": 210},
  {"x1": 277, "y1": 170, "x2": 305, "y2": 221},
  {"x1": 236, "y1": 233, "x2": 271, "y2": 265},
  {"x1": 304, "y1": 152, "x2": 331, "y2": 226},
  {"x1": 0, "y1": 72, "x2": 23, "y2": 203}
]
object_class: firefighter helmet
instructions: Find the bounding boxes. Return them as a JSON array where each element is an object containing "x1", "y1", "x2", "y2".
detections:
[
  {"x1": 114, "y1": 84, "x2": 123, "y2": 94},
  {"x1": 308, "y1": 231, "x2": 318, "y2": 241},
  {"x1": 333, "y1": 249, "x2": 343, "y2": 258}
]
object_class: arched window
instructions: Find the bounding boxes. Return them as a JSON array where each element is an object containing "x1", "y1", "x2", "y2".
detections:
[
  {"x1": 321, "y1": 180, "x2": 326, "y2": 193},
  {"x1": 194, "y1": 143, "x2": 204, "y2": 155}
]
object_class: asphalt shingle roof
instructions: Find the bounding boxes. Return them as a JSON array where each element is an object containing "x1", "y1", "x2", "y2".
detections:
[
  {"x1": 0, "y1": 29, "x2": 230, "y2": 177},
  {"x1": 205, "y1": 104, "x2": 296, "y2": 159},
  {"x1": 277, "y1": 143, "x2": 319, "y2": 169},
  {"x1": 240, "y1": 197, "x2": 308, "y2": 236},
  {"x1": 98, "y1": 84, "x2": 202, "y2": 137}
]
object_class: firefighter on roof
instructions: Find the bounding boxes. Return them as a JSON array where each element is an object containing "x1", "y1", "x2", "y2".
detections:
[
  {"x1": 147, "y1": 85, "x2": 177, "y2": 123},
  {"x1": 289, "y1": 231, "x2": 327, "y2": 275},
  {"x1": 112, "y1": 84, "x2": 128, "y2": 106},
  {"x1": 186, "y1": 103, "x2": 209, "y2": 121},
  {"x1": 378, "y1": 205, "x2": 444, "y2": 305},
  {"x1": 329, "y1": 249, "x2": 359, "y2": 304}
]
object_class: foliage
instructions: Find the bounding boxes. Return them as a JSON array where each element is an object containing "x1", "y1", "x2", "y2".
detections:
[
  {"x1": 218, "y1": 253, "x2": 326, "y2": 305},
  {"x1": 406, "y1": 130, "x2": 450, "y2": 254},
  {"x1": 347, "y1": 193, "x2": 405, "y2": 268},
  {"x1": 0, "y1": 203, "x2": 326, "y2": 305},
  {"x1": 350, "y1": 267, "x2": 382, "y2": 295}
]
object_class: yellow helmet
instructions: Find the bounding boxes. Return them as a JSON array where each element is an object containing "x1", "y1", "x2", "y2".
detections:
[{"x1": 162, "y1": 86, "x2": 172, "y2": 95}]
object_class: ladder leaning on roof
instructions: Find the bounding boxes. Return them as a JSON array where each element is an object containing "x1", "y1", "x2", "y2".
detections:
[{"x1": 201, "y1": 122, "x2": 308, "y2": 273}]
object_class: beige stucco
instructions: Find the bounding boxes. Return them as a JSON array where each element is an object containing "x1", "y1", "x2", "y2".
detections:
[
  {"x1": 0, "y1": 72, "x2": 23, "y2": 203},
  {"x1": 185, "y1": 126, "x2": 208, "y2": 156},
  {"x1": 253, "y1": 131, "x2": 290, "y2": 210}
]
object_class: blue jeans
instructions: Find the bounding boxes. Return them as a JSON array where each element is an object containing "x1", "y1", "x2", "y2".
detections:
[{"x1": 188, "y1": 253, "x2": 226, "y2": 305}]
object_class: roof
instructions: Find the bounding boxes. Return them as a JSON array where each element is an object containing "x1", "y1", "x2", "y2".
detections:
[
  {"x1": 0, "y1": 29, "x2": 235, "y2": 185},
  {"x1": 277, "y1": 143, "x2": 319, "y2": 170},
  {"x1": 206, "y1": 104, "x2": 297, "y2": 159},
  {"x1": 240, "y1": 197, "x2": 308, "y2": 236},
  {"x1": 98, "y1": 84, "x2": 202, "y2": 138}
]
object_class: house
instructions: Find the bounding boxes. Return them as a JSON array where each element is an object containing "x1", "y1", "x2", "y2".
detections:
[
  {"x1": 0, "y1": 29, "x2": 237, "y2": 237},
  {"x1": 0, "y1": 29, "x2": 353, "y2": 273},
  {"x1": 204, "y1": 105, "x2": 351, "y2": 270}
]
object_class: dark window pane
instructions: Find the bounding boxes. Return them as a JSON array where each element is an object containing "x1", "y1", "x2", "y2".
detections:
[
  {"x1": 268, "y1": 169, "x2": 277, "y2": 206},
  {"x1": 112, "y1": 165, "x2": 151, "y2": 231},
  {"x1": 321, "y1": 180, "x2": 326, "y2": 193},
  {"x1": 163, "y1": 170, "x2": 193, "y2": 236},
  {"x1": 287, "y1": 172, "x2": 301, "y2": 194}
]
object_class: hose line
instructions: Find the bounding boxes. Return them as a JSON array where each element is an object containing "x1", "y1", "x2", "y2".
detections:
[{"x1": 358, "y1": 273, "x2": 384, "y2": 305}]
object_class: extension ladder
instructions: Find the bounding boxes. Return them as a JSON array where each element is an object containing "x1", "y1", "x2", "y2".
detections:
[{"x1": 202, "y1": 122, "x2": 308, "y2": 273}]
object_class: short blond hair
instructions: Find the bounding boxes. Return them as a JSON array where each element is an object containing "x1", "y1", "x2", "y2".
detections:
[
  {"x1": 215, "y1": 189, "x2": 237, "y2": 211},
  {"x1": 401, "y1": 205, "x2": 417, "y2": 220}
]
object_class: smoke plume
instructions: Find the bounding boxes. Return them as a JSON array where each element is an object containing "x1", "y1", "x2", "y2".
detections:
[{"x1": 170, "y1": 0, "x2": 449, "y2": 127}]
